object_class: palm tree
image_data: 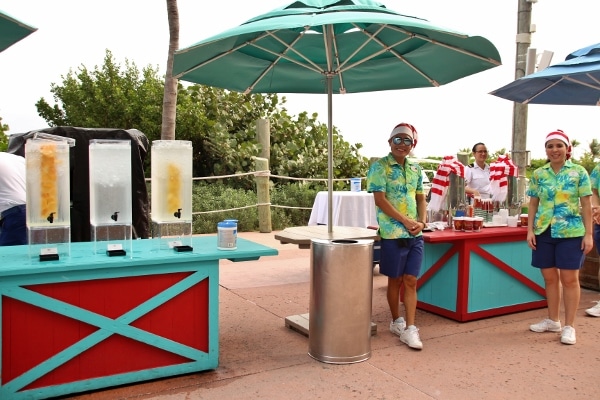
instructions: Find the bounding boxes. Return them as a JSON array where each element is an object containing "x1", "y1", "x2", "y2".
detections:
[{"x1": 161, "y1": 0, "x2": 179, "y2": 140}]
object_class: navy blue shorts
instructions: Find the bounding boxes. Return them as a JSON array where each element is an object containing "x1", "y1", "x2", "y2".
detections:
[
  {"x1": 531, "y1": 228, "x2": 584, "y2": 270},
  {"x1": 0, "y1": 204, "x2": 27, "y2": 246},
  {"x1": 379, "y1": 236, "x2": 424, "y2": 278}
]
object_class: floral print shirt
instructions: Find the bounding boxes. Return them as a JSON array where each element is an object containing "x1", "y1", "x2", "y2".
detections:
[
  {"x1": 367, "y1": 154, "x2": 423, "y2": 239},
  {"x1": 526, "y1": 160, "x2": 591, "y2": 238},
  {"x1": 590, "y1": 163, "x2": 600, "y2": 192}
]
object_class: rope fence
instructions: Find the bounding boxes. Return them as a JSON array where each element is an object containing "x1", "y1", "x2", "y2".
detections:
[{"x1": 145, "y1": 170, "x2": 364, "y2": 216}]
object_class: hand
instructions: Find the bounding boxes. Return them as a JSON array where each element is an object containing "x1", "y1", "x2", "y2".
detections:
[
  {"x1": 582, "y1": 234, "x2": 594, "y2": 255},
  {"x1": 527, "y1": 230, "x2": 536, "y2": 250},
  {"x1": 407, "y1": 220, "x2": 424, "y2": 235},
  {"x1": 593, "y1": 206, "x2": 600, "y2": 224}
]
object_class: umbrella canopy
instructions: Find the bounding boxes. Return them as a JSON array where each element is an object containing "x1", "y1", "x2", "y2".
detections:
[
  {"x1": 173, "y1": 0, "x2": 501, "y2": 231},
  {"x1": 490, "y1": 42, "x2": 600, "y2": 106},
  {"x1": 0, "y1": 9, "x2": 37, "y2": 53}
]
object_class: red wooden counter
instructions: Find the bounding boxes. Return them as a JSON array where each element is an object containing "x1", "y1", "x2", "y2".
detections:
[{"x1": 417, "y1": 227, "x2": 546, "y2": 322}]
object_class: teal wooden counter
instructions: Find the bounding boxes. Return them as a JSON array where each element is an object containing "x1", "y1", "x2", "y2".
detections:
[{"x1": 0, "y1": 236, "x2": 278, "y2": 400}]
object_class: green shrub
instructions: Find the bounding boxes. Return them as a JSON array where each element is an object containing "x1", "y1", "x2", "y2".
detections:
[
  {"x1": 270, "y1": 182, "x2": 322, "y2": 229},
  {"x1": 192, "y1": 181, "x2": 258, "y2": 233},
  {"x1": 189, "y1": 181, "x2": 322, "y2": 233}
]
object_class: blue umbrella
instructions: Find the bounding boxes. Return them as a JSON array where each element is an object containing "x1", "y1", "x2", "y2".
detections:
[
  {"x1": 0, "y1": 9, "x2": 37, "y2": 53},
  {"x1": 490, "y1": 42, "x2": 600, "y2": 106}
]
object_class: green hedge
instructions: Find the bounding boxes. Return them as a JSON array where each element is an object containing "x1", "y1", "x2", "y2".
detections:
[{"x1": 188, "y1": 181, "x2": 322, "y2": 233}]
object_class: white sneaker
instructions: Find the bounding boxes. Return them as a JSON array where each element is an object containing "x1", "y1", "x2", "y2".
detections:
[
  {"x1": 561, "y1": 326, "x2": 576, "y2": 345},
  {"x1": 585, "y1": 301, "x2": 600, "y2": 317},
  {"x1": 389, "y1": 317, "x2": 406, "y2": 337},
  {"x1": 399, "y1": 325, "x2": 423, "y2": 350},
  {"x1": 529, "y1": 318, "x2": 561, "y2": 333}
]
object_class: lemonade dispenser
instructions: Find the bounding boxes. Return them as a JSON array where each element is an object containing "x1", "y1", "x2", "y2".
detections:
[{"x1": 150, "y1": 140, "x2": 193, "y2": 251}]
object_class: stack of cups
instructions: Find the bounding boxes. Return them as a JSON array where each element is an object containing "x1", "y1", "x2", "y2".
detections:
[
  {"x1": 463, "y1": 217, "x2": 474, "y2": 232},
  {"x1": 217, "y1": 220, "x2": 237, "y2": 250},
  {"x1": 473, "y1": 217, "x2": 484, "y2": 232},
  {"x1": 350, "y1": 178, "x2": 361, "y2": 192},
  {"x1": 453, "y1": 216, "x2": 464, "y2": 231}
]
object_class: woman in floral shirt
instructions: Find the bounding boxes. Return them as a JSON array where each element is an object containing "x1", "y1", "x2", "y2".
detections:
[
  {"x1": 585, "y1": 163, "x2": 600, "y2": 317},
  {"x1": 526, "y1": 130, "x2": 593, "y2": 345}
]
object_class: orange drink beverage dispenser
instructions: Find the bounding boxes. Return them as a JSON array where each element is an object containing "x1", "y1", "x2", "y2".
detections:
[{"x1": 25, "y1": 133, "x2": 75, "y2": 260}]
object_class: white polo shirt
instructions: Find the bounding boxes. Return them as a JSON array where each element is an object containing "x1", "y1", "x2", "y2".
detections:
[{"x1": 0, "y1": 152, "x2": 26, "y2": 214}]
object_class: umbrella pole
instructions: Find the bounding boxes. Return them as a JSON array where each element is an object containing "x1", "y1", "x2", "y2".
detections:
[
  {"x1": 327, "y1": 74, "x2": 333, "y2": 234},
  {"x1": 325, "y1": 24, "x2": 334, "y2": 234}
]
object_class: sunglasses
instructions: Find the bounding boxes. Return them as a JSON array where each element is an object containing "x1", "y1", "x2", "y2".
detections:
[{"x1": 392, "y1": 137, "x2": 413, "y2": 146}]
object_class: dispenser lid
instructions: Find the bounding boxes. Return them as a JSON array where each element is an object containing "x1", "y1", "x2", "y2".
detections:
[
  {"x1": 152, "y1": 140, "x2": 192, "y2": 149},
  {"x1": 29, "y1": 132, "x2": 75, "y2": 147}
]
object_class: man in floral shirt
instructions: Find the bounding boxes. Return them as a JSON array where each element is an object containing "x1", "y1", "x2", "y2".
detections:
[
  {"x1": 367, "y1": 123, "x2": 426, "y2": 350},
  {"x1": 526, "y1": 130, "x2": 593, "y2": 345}
]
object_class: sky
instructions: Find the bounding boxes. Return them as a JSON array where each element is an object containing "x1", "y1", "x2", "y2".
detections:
[{"x1": 0, "y1": 0, "x2": 598, "y2": 160}]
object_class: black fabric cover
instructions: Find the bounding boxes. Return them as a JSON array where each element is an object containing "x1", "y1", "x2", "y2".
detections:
[{"x1": 8, "y1": 126, "x2": 150, "y2": 241}]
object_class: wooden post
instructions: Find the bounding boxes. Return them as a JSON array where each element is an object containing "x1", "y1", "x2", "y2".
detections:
[
  {"x1": 256, "y1": 119, "x2": 270, "y2": 159},
  {"x1": 254, "y1": 157, "x2": 272, "y2": 233}
]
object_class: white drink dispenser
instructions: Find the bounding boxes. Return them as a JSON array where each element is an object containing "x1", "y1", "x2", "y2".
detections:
[{"x1": 89, "y1": 139, "x2": 132, "y2": 256}]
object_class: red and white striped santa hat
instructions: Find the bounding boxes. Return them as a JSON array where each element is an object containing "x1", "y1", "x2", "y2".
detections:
[
  {"x1": 389, "y1": 123, "x2": 418, "y2": 148},
  {"x1": 545, "y1": 129, "x2": 572, "y2": 160}
]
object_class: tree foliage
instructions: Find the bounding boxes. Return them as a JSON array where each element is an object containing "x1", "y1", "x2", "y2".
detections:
[
  {"x1": 0, "y1": 116, "x2": 9, "y2": 151},
  {"x1": 36, "y1": 50, "x2": 164, "y2": 138},
  {"x1": 35, "y1": 50, "x2": 369, "y2": 189}
]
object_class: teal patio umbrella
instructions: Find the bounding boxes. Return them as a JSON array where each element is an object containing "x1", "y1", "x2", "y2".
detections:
[
  {"x1": 0, "y1": 9, "x2": 37, "y2": 53},
  {"x1": 173, "y1": 0, "x2": 501, "y2": 232}
]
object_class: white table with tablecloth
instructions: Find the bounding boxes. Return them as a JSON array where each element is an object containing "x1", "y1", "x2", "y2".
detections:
[{"x1": 308, "y1": 191, "x2": 377, "y2": 228}]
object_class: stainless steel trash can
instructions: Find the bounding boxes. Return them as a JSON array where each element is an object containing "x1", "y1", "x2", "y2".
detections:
[{"x1": 308, "y1": 239, "x2": 374, "y2": 364}]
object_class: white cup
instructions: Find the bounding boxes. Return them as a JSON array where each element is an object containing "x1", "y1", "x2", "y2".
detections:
[
  {"x1": 492, "y1": 215, "x2": 503, "y2": 225},
  {"x1": 507, "y1": 216, "x2": 518, "y2": 227}
]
